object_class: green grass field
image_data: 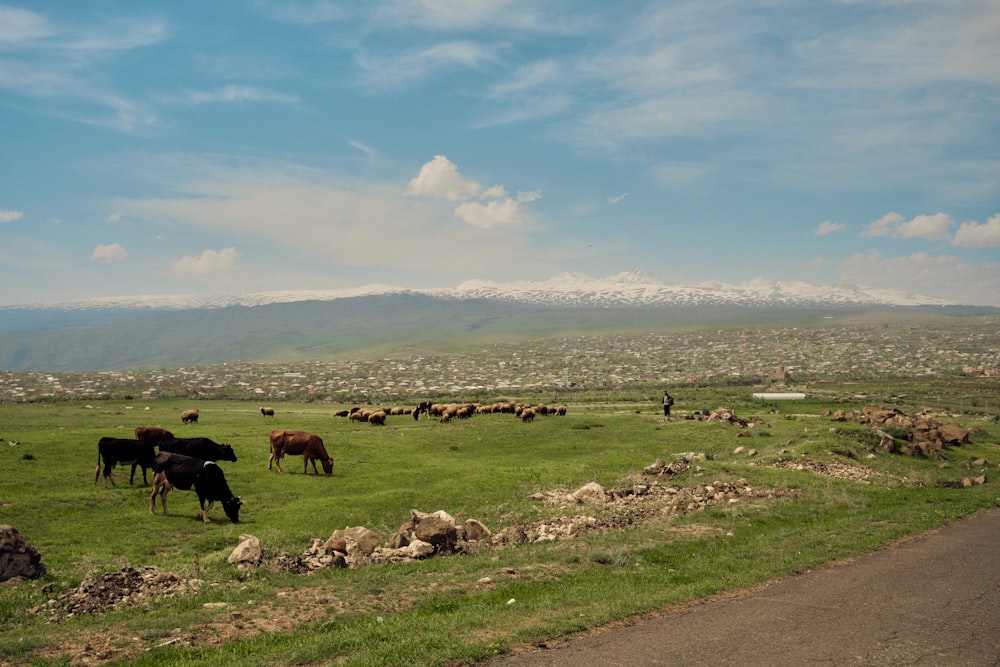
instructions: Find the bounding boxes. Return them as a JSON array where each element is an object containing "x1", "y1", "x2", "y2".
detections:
[{"x1": 1, "y1": 393, "x2": 998, "y2": 666}]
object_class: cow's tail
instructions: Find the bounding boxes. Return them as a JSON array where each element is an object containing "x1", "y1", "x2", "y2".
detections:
[{"x1": 95, "y1": 446, "x2": 101, "y2": 483}]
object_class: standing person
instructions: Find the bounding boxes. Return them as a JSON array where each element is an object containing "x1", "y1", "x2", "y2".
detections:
[{"x1": 662, "y1": 391, "x2": 674, "y2": 417}]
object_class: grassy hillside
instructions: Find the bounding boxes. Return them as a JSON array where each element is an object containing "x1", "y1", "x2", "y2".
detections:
[{"x1": 0, "y1": 388, "x2": 998, "y2": 665}]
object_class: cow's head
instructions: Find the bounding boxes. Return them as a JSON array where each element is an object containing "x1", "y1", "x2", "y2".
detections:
[
  {"x1": 219, "y1": 444, "x2": 238, "y2": 462},
  {"x1": 223, "y1": 496, "x2": 243, "y2": 523},
  {"x1": 322, "y1": 457, "x2": 334, "y2": 476}
]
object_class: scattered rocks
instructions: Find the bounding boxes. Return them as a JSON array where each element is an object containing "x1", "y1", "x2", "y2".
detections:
[
  {"x1": 30, "y1": 566, "x2": 200, "y2": 619},
  {"x1": 265, "y1": 509, "x2": 495, "y2": 573},
  {"x1": 0, "y1": 525, "x2": 45, "y2": 583},
  {"x1": 936, "y1": 476, "x2": 987, "y2": 489},
  {"x1": 830, "y1": 407, "x2": 972, "y2": 457},
  {"x1": 758, "y1": 458, "x2": 884, "y2": 482}
]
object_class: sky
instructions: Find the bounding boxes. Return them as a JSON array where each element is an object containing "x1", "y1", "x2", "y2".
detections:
[{"x1": 1, "y1": 1, "x2": 999, "y2": 307}]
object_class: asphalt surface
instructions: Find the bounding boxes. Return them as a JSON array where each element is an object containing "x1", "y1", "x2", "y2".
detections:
[{"x1": 489, "y1": 509, "x2": 1000, "y2": 666}]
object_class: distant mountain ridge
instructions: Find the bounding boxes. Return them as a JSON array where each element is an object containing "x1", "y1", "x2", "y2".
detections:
[
  {"x1": 5, "y1": 270, "x2": 957, "y2": 314},
  {"x1": 0, "y1": 272, "x2": 994, "y2": 372}
]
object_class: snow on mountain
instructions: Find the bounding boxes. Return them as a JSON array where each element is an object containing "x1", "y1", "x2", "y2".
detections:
[{"x1": 7, "y1": 272, "x2": 954, "y2": 312}]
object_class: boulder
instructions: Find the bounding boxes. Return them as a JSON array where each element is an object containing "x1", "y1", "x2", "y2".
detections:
[
  {"x1": 0, "y1": 525, "x2": 45, "y2": 583},
  {"x1": 325, "y1": 526, "x2": 381, "y2": 556},
  {"x1": 462, "y1": 519, "x2": 492, "y2": 542},
  {"x1": 227, "y1": 534, "x2": 262, "y2": 570},
  {"x1": 570, "y1": 482, "x2": 607, "y2": 504}
]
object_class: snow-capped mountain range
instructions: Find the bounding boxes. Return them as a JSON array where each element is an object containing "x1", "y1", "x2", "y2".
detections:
[{"x1": 20, "y1": 269, "x2": 952, "y2": 312}]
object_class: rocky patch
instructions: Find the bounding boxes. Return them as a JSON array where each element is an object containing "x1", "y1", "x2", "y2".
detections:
[
  {"x1": 828, "y1": 406, "x2": 972, "y2": 457},
  {"x1": 30, "y1": 566, "x2": 201, "y2": 619},
  {"x1": 250, "y1": 469, "x2": 801, "y2": 574},
  {"x1": 0, "y1": 525, "x2": 45, "y2": 583}
]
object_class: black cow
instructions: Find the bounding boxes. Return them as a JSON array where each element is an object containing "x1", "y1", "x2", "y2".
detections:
[
  {"x1": 158, "y1": 437, "x2": 237, "y2": 462},
  {"x1": 149, "y1": 452, "x2": 242, "y2": 523},
  {"x1": 95, "y1": 437, "x2": 157, "y2": 488}
]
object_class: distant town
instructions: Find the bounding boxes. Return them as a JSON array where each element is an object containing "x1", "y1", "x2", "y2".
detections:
[{"x1": 2, "y1": 318, "x2": 997, "y2": 405}]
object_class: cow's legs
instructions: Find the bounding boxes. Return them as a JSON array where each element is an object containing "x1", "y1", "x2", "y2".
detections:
[
  {"x1": 200, "y1": 498, "x2": 214, "y2": 523},
  {"x1": 150, "y1": 478, "x2": 171, "y2": 515}
]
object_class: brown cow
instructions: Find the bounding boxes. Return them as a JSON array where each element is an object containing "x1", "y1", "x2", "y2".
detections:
[
  {"x1": 135, "y1": 426, "x2": 174, "y2": 444},
  {"x1": 268, "y1": 429, "x2": 333, "y2": 475}
]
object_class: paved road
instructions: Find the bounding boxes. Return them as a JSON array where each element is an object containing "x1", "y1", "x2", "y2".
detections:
[{"x1": 490, "y1": 509, "x2": 1000, "y2": 666}]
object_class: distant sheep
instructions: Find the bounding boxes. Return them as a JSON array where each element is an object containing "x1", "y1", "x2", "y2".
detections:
[
  {"x1": 180, "y1": 409, "x2": 199, "y2": 424},
  {"x1": 260, "y1": 407, "x2": 275, "y2": 418}
]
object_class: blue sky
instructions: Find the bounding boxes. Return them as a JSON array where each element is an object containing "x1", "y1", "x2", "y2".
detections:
[{"x1": 1, "y1": 1, "x2": 998, "y2": 307}]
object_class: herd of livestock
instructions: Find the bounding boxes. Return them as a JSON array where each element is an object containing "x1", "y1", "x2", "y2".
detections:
[{"x1": 96, "y1": 400, "x2": 568, "y2": 524}]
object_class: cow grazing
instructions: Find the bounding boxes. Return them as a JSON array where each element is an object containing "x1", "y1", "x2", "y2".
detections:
[
  {"x1": 414, "y1": 401, "x2": 433, "y2": 420},
  {"x1": 268, "y1": 429, "x2": 333, "y2": 475},
  {"x1": 158, "y1": 437, "x2": 237, "y2": 462},
  {"x1": 149, "y1": 452, "x2": 241, "y2": 523},
  {"x1": 180, "y1": 409, "x2": 199, "y2": 424},
  {"x1": 260, "y1": 407, "x2": 275, "y2": 417},
  {"x1": 135, "y1": 426, "x2": 174, "y2": 444},
  {"x1": 95, "y1": 437, "x2": 157, "y2": 487}
]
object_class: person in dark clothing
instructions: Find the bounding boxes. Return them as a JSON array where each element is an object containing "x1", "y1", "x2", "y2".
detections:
[{"x1": 662, "y1": 391, "x2": 674, "y2": 416}]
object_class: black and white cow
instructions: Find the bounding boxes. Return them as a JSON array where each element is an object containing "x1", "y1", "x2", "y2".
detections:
[
  {"x1": 149, "y1": 452, "x2": 242, "y2": 523},
  {"x1": 158, "y1": 437, "x2": 237, "y2": 462},
  {"x1": 95, "y1": 437, "x2": 157, "y2": 487}
]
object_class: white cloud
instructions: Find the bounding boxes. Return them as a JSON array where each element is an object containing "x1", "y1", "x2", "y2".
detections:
[
  {"x1": 170, "y1": 86, "x2": 299, "y2": 107},
  {"x1": 0, "y1": 210, "x2": 24, "y2": 223},
  {"x1": 406, "y1": 155, "x2": 483, "y2": 201},
  {"x1": 453, "y1": 190, "x2": 540, "y2": 229},
  {"x1": 815, "y1": 221, "x2": 846, "y2": 236},
  {"x1": 861, "y1": 212, "x2": 904, "y2": 238},
  {"x1": 609, "y1": 193, "x2": 629, "y2": 204},
  {"x1": 91, "y1": 243, "x2": 127, "y2": 262},
  {"x1": 171, "y1": 247, "x2": 241, "y2": 277},
  {"x1": 454, "y1": 199, "x2": 521, "y2": 229},
  {"x1": 114, "y1": 155, "x2": 549, "y2": 279},
  {"x1": 839, "y1": 251, "x2": 1000, "y2": 307},
  {"x1": 897, "y1": 213, "x2": 954, "y2": 241},
  {"x1": 861, "y1": 212, "x2": 954, "y2": 241},
  {"x1": 953, "y1": 213, "x2": 1000, "y2": 247},
  {"x1": 106, "y1": 211, "x2": 122, "y2": 223}
]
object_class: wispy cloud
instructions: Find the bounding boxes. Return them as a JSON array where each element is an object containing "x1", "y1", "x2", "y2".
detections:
[
  {"x1": 172, "y1": 247, "x2": 241, "y2": 277},
  {"x1": 354, "y1": 40, "x2": 498, "y2": 92},
  {"x1": 0, "y1": 210, "x2": 24, "y2": 224},
  {"x1": 815, "y1": 221, "x2": 846, "y2": 236},
  {"x1": 165, "y1": 86, "x2": 300, "y2": 107},
  {"x1": 91, "y1": 243, "x2": 127, "y2": 262},
  {"x1": 0, "y1": 7, "x2": 168, "y2": 134}
]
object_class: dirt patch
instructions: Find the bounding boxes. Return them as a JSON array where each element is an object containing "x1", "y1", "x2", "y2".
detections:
[{"x1": 755, "y1": 457, "x2": 887, "y2": 482}]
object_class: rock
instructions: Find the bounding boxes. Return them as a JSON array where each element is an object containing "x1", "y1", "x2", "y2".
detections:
[
  {"x1": 325, "y1": 526, "x2": 381, "y2": 555},
  {"x1": 228, "y1": 534, "x2": 262, "y2": 570},
  {"x1": 462, "y1": 519, "x2": 492, "y2": 542},
  {"x1": 413, "y1": 514, "x2": 458, "y2": 551},
  {"x1": 569, "y1": 482, "x2": 607, "y2": 504},
  {"x1": 0, "y1": 525, "x2": 45, "y2": 583}
]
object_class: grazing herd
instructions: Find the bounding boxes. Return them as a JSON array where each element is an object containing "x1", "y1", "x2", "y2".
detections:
[{"x1": 97, "y1": 400, "x2": 566, "y2": 524}]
